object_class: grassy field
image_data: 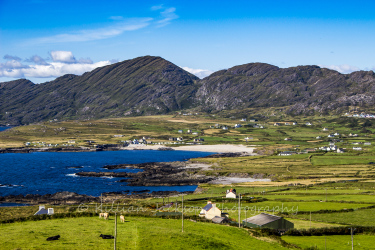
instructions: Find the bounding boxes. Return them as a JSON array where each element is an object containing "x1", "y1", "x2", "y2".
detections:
[
  {"x1": 283, "y1": 235, "x2": 375, "y2": 250},
  {"x1": 2, "y1": 113, "x2": 375, "y2": 248},
  {"x1": 0, "y1": 216, "x2": 288, "y2": 250},
  {"x1": 291, "y1": 208, "x2": 375, "y2": 227}
]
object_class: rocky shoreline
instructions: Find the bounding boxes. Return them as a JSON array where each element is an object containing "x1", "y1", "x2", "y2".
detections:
[
  {"x1": 0, "y1": 190, "x2": 196, "y2": 206},
  {"x1": 0, "y1": 145, "x2": 126, "y2": 154},
  {"x1": 76, "y1": 161, "x2": 215, "y2": 186},
  {"x1": 0, "y1": 161, "x2": 215, "y2": 205}
]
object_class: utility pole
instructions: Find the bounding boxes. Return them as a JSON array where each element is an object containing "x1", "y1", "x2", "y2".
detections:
[
  {"x1": 238, "y1": 194, "x2": 241, "y2": 228},
  {"x1": 114, "y1": 212, "x2": 117, "y2": 250},
  {"x1": 325, "y1": 188, "x2": 327, "y2": 202},
  {"x1": 310, "y1": 211, "x2": 311, "y2": 229},
  {"x1": 351, "y1": 227, "x2": 356, "y2": 250},
  {"x1": 182, "y1": 195, "x2": 184, "y2": 233},
  {"x1": 325, "y1": 235, "x2": 327, "y2": 250}
]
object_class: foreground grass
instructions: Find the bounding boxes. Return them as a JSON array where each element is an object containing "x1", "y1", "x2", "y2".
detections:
[
  {"x1": 282, "y1": 235, "x2": 375, "y2": 250},
  {"x1": 0, "y1": 216, "x2": 288, "y2": 250}
]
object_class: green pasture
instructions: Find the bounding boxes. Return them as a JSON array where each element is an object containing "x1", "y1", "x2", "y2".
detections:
[
  {"x1": 266, "y1": 194, "x2": 375, "y2": 203},
  {"x1": 283, "y1": 235, "x2": 375, "y2": 250},
  {"x1": 291, "y1": 208, "x2": 375, "y2": 227},
  {"x1": 0, "y1": 216, "x2": 288, "y2": 250},
  {"x1": 311, "y1": 156, "x2": 375, "y2": 166}
]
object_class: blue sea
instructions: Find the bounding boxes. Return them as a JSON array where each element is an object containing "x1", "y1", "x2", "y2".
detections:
[
  {"x1": 0, "y1": 150, "x2": 214, "y2": 197},
  {"x1": 0, "y1": 126, "x2": 11, "y2": 132}
]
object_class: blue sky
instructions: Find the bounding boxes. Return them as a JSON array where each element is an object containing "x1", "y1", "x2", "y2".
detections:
[{"x1": 1, "y1": 0, "x2": 375, "y2": 83}]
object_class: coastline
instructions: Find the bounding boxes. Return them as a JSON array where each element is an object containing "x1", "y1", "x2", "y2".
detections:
[
  {"x1": 0, "y1": 144, "x2": 257, "y2": 155},
  {"x1": 128, "y1": 143, "x2": 257, "y2": 154},
  {"x1": 0, "y1": 144, "x2": 264, "y2": 205}
]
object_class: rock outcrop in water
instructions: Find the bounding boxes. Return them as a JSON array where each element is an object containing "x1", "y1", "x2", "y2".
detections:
[
  {"x1": 0, "y1": 192, "x2": 99, "y2": 205},
  {"x1": 77, "y1": 161, "x2": 214, "y2": 186}
]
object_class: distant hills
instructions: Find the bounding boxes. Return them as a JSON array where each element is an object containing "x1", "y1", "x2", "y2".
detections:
[{"x1": 1, "y1": 55, "x2": 375, "y2": 125}]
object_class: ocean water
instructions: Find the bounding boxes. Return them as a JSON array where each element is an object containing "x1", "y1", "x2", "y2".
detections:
[
  {"x1": 0, "y1": 127, "x2": 11, "y2": 132},
  {"x1": 0, "y1": 150, "x2": 214, "y2": 196}
]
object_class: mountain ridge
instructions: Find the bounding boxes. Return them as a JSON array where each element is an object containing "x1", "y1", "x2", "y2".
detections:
[{"x1": 1, "y1": 56, "x2": 375, "y2": 125}]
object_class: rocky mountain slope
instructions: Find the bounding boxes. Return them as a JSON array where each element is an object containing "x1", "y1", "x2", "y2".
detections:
[
  {"x1": 1, "y1": 56, "x2": 375, "y2": 125},
  {"x1": 196, "y1": 63, "x2": 375, "y2": 115},
  {"x1": 0, "y1": 56, "x2": 199, "y2": 125}
]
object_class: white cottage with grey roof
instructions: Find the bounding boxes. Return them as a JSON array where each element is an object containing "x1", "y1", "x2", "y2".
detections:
[
  {"x1": 34, "y1": 205, "x2": 54, "y2": 216},
  {"x1": 199, "y1": 201, "x2": 222, "y2": 220}
]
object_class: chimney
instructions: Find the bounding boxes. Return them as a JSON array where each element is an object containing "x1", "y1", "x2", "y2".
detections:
[
  {"x1": 207, "y1": 201, "x2": 212, "y2": 204},
  {"x1": 48, "y1": 208, "x2": 54, "y2": 215},
  {"x1": 39, "y1": 205, "x2": 45, "y2": 210}
]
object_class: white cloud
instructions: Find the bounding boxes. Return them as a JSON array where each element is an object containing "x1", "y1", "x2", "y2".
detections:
[
  {"x1": 320, "y1": 64, "x2": 360, "y2": 74},
  {"x1": 26, "y1": 55, "x2": 49, "y2": 65},
  {"x1": 0, "y1": 51, "x2": 112, "y2": 80},
  {"x1": 3, "y1": 55, "x2": 22, "y2": 61},
  {"x1": 0, "y1": 61, "x2": 111, "y2": 79},
  {"x1": 151, "y1": 5, "x2": 163, "y2": 11},
  {"x1": 157, "y1": 7, "x2": 178, "y2": 27},
  {"x1": 109, "y1": 16, "x2": 124, "y2": 21},
  {"x1": 50, "y1": 51, "x2": 76, "y2": 63},
  {"x1": 31, "y1": 18, "x2": 152, "y2": 44},
  {"x1": 181, "y1": 66, "x2": 214, "y2": 79}
]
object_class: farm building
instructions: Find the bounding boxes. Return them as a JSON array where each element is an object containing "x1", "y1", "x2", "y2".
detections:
[
  {"x1": 212, "y1": 216, "x2": 229, "y2": 224},
  {"x1": 242, "y1": 213, "x2": 293, "y2": 231},
  {"x1": 34, "y1": 205, "x2": 54, "y2": 216}
]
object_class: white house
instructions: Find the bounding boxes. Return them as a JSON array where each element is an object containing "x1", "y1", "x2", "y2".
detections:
[
  {"x1": 199, "y1": 201, "x2": 222, "y2": 219},
  {"x1": 316, "y1": 136, "x2": 322, "y2": 139},
  {"x1": 322, "y1": 128, "x2": 329, "y2": 131},
  {"x1": 278, "y1": 151, "x2": 297, "y2": 156},
  {"x1": 226, "y1": 189, "x2": 237, "y2": 198},
  {"x1": 353, "y1": 147, "x2": 362, "y2": 151},
  {"x1": 337, "y1": 148, "x2": 345, "y2": 153},
  {"x1": 34, "y1": 205, "x2": 54, "y2": 216},
  {"x1": 306, "y1": 122, "x2": 312, "y2": 126},
  {"x1": 234, "y1": 124, "x2": 242, "y2": 128},
  {"x1": 222, "y1": 126, "x2": 228, "y2": 130}
]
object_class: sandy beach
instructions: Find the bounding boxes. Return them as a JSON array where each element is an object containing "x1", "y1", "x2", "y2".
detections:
[{"x1": 127, "y1": 144, "x2": 256, "y2": 154}]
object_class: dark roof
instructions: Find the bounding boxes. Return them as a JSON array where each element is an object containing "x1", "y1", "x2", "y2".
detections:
[
  {"x1": 202, "y1": 204, "x2": 212, "y2": 211},
  {"x1": 34, "y1": 208, "x2": 48, "y2": 215},
  {"x1": 212, "y1": 216, "x2": 228, "y2": 224},
  {"x1": 243, "y1": 213, "x2": 282, "y2": 226}
]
